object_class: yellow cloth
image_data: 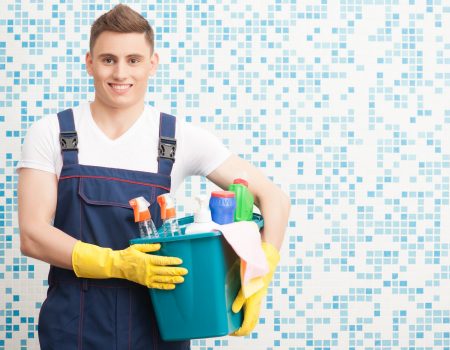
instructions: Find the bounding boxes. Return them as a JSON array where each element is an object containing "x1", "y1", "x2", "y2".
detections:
[
  {"x1": 72, "y1": 241, "x2": 188, "y2": 290},
  {"x1": 231, "y1": 241, "x2": 280, "y2": 336}
]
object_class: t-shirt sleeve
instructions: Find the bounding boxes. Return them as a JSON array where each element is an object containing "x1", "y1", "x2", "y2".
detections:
[
  {"x1": 176, "y1": 121, "x2": 231, "y2": 177},
  {"x1": 16, "y1": 116, "x2": 59, "y2": 174}
]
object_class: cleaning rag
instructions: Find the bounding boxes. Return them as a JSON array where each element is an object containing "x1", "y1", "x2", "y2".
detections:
[{"x1": 218, "y1": 221, "x2": 269, "y2": 298}]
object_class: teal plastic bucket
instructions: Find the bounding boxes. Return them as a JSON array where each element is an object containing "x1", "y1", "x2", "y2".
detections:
[{"x1": 130, "y1": 214, "x2": 263, "y2": 341}]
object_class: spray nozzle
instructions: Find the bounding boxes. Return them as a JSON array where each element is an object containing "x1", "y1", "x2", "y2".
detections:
[
  {"x1": 157, "y1": 194, "x2": 176, "y2": 220},
  {"x1": 129, "y1": 196, "x2": 151, "y2": 222}
]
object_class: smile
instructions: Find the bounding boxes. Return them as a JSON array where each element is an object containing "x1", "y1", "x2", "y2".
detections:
[{"x1": 108, "y1": 83, "x2": 133, "y2": 93}]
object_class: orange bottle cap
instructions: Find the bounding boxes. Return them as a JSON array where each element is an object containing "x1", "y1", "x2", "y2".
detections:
[
  {"x1": 211, "y1": 190, "x2": 235, "y2": 198},
  {"x1": 157, "y1": 194, "x2": 176, "y2": 220},
  {"x1": 165, "y1": 207, "x2": 176, "y2": 219},
  {"x1": 129, "y1": 197, "x2": 151, "y2": 222},
  {"x1": 233, "y1": 178, "x2": 248, "y2": 187}
]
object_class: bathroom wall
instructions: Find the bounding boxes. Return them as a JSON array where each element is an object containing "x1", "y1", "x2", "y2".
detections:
[{"x1": 1, "y1": 1, "x2": 449, "y2": 349}]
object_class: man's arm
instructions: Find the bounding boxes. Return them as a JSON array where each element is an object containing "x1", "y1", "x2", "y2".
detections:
[
  {"x1": 18, "y1": 168, "x2": 188, "y2": 287},
  {"x1": 18, "y1": 168, "x2": 77, "y2": 269},
  {"x1": 207, "y1": 154, "x2": 290, "y2": 250}
]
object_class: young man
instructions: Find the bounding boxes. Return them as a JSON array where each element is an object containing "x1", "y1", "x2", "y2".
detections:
[{"x1": 17, "y1": 4, "x2": 290, "y2": 349}]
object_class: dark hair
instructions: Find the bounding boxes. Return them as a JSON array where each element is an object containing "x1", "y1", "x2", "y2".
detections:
[{"x1": 89, "y1": 4, "x2": 154, "y2": 54}]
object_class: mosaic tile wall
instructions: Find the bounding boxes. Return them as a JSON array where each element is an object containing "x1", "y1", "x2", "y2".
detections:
[{"x1": 1, "y1": 0, "x2": 450, "y2": 349}]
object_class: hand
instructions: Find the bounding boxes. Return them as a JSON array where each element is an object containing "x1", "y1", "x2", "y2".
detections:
[
  {"x1": 72, "y1": 241, "x2": 188, "y2": 289},
  {"x1": 231, "y1": 242, "x2": 280, "y2": 336}
]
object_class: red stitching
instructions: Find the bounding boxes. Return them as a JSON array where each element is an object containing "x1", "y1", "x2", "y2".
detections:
[
  {"x1": 78, "y1": 181, "x2": 132, "y2": 208},
  {"x1": 60, "y1": 175, "x2": 170, "y2": 191}
]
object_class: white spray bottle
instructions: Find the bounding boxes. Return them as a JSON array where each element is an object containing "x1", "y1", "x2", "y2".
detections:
[{"x1": 185, "y1": 194, "x2": 220, "y2": 234}]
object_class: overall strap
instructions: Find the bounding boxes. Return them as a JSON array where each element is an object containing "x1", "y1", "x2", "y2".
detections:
[
  {"x1": 157, "y1": 112, "x2": 176, "y2": 176},
  {"x1": 57, "y1": 108, "x2": 79, "y2": 166}
]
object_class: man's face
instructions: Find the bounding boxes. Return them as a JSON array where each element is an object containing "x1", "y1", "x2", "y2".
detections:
[{"x1": 85, "y1": 31, "x2": 158, "y2": 110}]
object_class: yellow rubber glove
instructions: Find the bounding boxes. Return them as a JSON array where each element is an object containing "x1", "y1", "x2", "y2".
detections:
[
  {"x1": 231, "y1": 241, "x2": 280, "y2": 336},
  {"x1": 72, "y1": 241, "x2": 188, "y2": 290}
]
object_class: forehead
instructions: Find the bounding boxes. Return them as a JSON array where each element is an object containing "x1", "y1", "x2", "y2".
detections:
[{"x1": 92, "y1": 31, "x2": 152, "y2": 56}]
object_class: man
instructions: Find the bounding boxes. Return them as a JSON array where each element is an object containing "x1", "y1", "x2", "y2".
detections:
[{"x1": 17, "y1": 4, "x2": 290, "y2": 349}]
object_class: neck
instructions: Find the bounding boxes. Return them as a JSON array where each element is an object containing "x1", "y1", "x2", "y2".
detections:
[{"x1": 89, "y1": 99, "x2": 145, "y2": 140}]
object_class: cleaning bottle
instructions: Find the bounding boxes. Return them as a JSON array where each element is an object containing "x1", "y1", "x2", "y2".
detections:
[
  {"x1": 129, "y1": 196, "x2": 159, "y2": 238},
  {"x1": 209, "y1": 190, "x2": 236, "y2": 225},
  {"x1": 157, "y1": 193, "x2": 182, "y2": 237},
  {"x1": 228, "y1": 178, "x2": 254, "y2": 221},
  {"x1": 185, "y1": 195, "x2": 220, "y2": 234}
]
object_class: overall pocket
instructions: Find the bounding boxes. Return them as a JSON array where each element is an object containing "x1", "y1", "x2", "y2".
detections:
[{"x1": 77, "y1": 177, "x2": 157, "y2": 249}]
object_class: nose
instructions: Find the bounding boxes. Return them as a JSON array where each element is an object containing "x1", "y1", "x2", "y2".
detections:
[{"x1": 112, "y1": 60, "x2": 128, "y2": 80}]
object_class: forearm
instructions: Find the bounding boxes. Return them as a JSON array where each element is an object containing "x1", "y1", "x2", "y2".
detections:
[
  {"x1": 205, "y1": 154, "x2": 290, "y2": 249},
  {"x1": 255, "y1": 184, "x2": 290, "y2": 250},
  {"x1": 18, "y1": 168, "x2": 76, "y2": 269},
  {"x1": 19, "y1": 222, "x2": 77, "y2": 270}
]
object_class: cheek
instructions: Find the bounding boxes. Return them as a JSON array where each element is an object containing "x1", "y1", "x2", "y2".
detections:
[
  {"x1": 135, "y1": 67, "x2": 153, "y2": 81},
  {"x1": 92, "y1": 66, "x2": 110, "y2": 81}
]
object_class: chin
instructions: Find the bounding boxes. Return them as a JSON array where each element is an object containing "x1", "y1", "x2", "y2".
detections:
[
  {"x1": 100, "y1": 95, "x2": 138, "y2": 109},
  {"x1": 110, "y1": 101, "x2": 137, "y2": 109}
]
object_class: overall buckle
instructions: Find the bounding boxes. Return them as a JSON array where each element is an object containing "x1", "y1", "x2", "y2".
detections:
[
  {"x1": 159, "y1": 136, "x2": 176, "y2": 161},
  {"x1": 59, "y1": 131, "x2": 78, "y2": 151}
]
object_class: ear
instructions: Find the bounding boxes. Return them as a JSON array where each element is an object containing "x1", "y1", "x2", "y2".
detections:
[
  {"x1": 85, "y1": 52, "x2": 93, "y2": 76},
  {"x1": 149, "y1": 52, "x2": 159, "y2": 76}
]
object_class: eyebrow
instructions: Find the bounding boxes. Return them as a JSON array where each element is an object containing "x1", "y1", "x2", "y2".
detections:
[{"x1": 97, "y1": 53, "x2": 145, "y2": 59}]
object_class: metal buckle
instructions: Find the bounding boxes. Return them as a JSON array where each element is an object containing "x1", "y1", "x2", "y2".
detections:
[
  {"x1": 59, "y1": 131, "x2": 78, "y2": 151},
  {"x1": 158, "y1": 136, "x2": 176, "y2": 160}
]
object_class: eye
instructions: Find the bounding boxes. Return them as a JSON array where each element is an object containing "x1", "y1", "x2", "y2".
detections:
[
  {"x1": 129, "y1": 57, "x2": 140, "y2": 64},
  {"x1": 103, "y1": 57, "x2": 114, "y2": 64}
]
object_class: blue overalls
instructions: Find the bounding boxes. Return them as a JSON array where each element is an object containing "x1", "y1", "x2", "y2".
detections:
[{"x1": 38, "y1": 108, "x2": 190, "y2": 350}]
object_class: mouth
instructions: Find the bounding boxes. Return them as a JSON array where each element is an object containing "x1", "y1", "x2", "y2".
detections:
[{"x1": 108, "y1": 83, "x2": 133, "y2": 94}]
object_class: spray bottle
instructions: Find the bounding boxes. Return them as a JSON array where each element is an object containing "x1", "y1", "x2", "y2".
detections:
[
  {"x1": 157, "y1": 193, "x2": 182, "y2": 237},
  {"x1": 228, "y1": 178, "x2": 254, "y2": 221},
  {"x1": 129, "y1": 196, "x2": 159, "y2": 238},
  {"x1": 185, "y1": 195, "x2": 220, "y2": 234}
]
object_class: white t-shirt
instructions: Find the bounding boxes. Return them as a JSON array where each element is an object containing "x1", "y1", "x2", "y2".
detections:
[{"x1": 17, "y1": 102, "x2": 231, "y2": 193}]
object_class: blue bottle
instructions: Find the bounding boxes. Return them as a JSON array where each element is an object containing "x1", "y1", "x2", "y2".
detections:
[{"x1": 209, "y1": 191, "x2": 236, "y2": 225}]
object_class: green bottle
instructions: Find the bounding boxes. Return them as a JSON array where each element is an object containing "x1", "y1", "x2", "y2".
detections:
[{"x1": 228, "y1": 178, "x2": 254, "y2": 221}]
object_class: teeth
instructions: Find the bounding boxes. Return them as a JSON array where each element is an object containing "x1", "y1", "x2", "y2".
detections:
[{"x1": 110, "y1": 84, "x2": 131, "y2": 90}]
